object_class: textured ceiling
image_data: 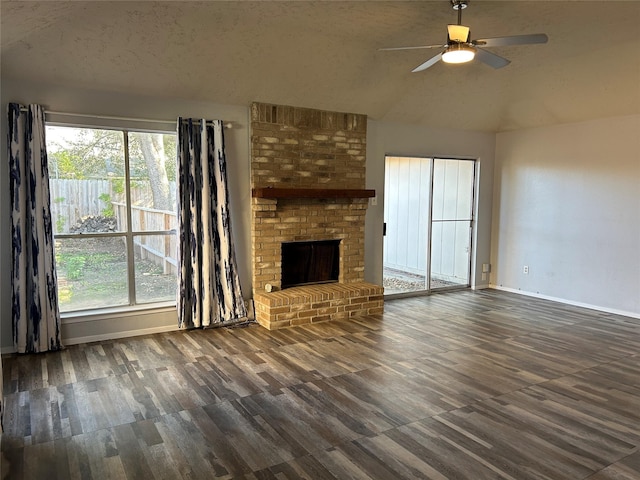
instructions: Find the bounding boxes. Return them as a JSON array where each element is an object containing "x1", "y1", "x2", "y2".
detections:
[{"x1": 2, "y1": 1, "x2": 640, "y2": 132}]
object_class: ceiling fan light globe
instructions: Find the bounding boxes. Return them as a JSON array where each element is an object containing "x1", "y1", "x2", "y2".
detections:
[{"x1": 442, "y1": 44, "x2": 476, "y2": 64}]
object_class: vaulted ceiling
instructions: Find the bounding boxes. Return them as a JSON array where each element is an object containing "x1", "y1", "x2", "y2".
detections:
[{"x1": 2, "y1": 1, "x2": 639, "y2": 132}]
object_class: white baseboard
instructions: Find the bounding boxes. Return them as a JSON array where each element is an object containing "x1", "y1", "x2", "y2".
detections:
[
  {"x1": 490, "y1": 284, "x2": 640, "y2": 319},
  {"x1": 3, "y1": 289, "x2": 635, "y2": 354},
  {"x1": 1, "y1": 325, "x2": 181, "y2": 354},
  {"x1": 63, "y1": 324, "x2": 181, "y2": 346}
]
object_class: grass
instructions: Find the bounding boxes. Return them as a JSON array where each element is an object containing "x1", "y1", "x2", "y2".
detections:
[{"x1": 55, "y1": 242, "x2": 175, "y2": 311}]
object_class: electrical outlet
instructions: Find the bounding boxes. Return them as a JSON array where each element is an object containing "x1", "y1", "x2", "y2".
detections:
[
  {"x1": 370, "y1": 196, "x2": 377, "y2": 206},
  {"x1": 523, "y1": 265, "x2": 529, "y2": 274}
]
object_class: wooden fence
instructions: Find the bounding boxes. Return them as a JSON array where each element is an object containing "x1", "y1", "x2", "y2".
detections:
[
  {"x1": 50, "y1": 179, "x2": 176, "y2": 232},
  {"x1": 50, "y1": 179, "x2": 178, "y2": 274},
  {"x1": 50, "y1": 179, "x2": 112, "y2": 232},
  {"x1": 112, "y1": 202, "x2": 178, "y2": 275}
]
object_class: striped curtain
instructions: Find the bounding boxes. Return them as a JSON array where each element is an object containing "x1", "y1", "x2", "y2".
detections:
[
  {"x1": 8, "y1": 103, "x2": 62, "y2": 353},
  {"x1": 176, "y1": 118, "x2": 246, "y2": 328}
]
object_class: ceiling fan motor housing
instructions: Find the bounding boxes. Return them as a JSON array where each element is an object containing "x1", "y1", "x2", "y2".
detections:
[{"x1": 448, "y1": 24, "x2": 471, "y2": 43}]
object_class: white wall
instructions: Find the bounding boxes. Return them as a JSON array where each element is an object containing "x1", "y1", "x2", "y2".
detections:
[
  {"x1": 3, "y1": 80, "x2": 634, "y2": 347},
  {"x1": 365, "y1": 120, "x2": 496, "y2": 289},
  {"x1": 0, "y1": 79, "x2": 497, "y2": 350},
  {"x1": 492, "y1": 115, "x2": 640, "y2": 317}
]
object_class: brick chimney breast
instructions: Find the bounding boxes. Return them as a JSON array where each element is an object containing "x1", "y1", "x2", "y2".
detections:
[{"x1": 250, "y1": 102, "x2": 383, "y2": 329}]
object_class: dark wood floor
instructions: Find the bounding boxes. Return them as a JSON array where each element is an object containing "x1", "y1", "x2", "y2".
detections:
[{"x1": 1, "y1": 289, "x2": 639, "y2": 479}]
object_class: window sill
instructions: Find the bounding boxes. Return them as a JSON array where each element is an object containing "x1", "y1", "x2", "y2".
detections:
[{"x1": 61, "y1": 302, "x2": 177, "y2": 324}]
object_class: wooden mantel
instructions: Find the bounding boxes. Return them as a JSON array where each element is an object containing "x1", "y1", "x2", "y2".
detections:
[{"x1": 252, "y1": 187, "x2": 375, "y2": 200}]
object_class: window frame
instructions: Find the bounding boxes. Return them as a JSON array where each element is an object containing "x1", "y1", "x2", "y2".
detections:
[{"x1": 46, "y1": 121, "x2": 179, "y2": 317}]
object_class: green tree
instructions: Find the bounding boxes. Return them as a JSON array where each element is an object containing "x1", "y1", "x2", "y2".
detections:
[
  {"x1": 47, "y1": 128, "x2": 124, "y2": 179},
  {"x1": 47, "y1": 127, "x2": 176, "y2": 210},
  {"x1": 132, "y1": 133, "x2": 171, "y2": 211}
]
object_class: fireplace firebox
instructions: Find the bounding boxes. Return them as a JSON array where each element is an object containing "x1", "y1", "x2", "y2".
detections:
[{"x1": 281, "y1": 240, "x2": 340, "y2": 289}]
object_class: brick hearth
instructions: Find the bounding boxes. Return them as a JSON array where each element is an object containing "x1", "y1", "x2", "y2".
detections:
[
  {"x1": 250, "y1": 102, "x2": 383, "y2": 329},
  {"x1": 254, "y1": 283, "x2": 383, "y2": 330}
]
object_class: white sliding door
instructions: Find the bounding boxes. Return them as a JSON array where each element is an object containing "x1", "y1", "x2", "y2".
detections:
[{"x1": 383, "y1": 156, "x2": 476, "y2": 296}]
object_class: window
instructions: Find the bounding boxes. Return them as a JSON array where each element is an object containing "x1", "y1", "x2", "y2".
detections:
[{"x1": 46, "y1": 126, "x2": 178, "y2": 313}]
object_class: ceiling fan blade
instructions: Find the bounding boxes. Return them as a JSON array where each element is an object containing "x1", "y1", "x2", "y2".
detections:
[
  {"x1": 473, "y1": 33, "x2": 548, "y2": 47},
  {"x1": 474, "y1": 47, "x2": 510, "y2": 69},
  {"x1": 379, "y1": 44, "x2": 444, "y2": 51},
  {"x1": 412, "y1": 53, "x2": 443, "y2": 72}
]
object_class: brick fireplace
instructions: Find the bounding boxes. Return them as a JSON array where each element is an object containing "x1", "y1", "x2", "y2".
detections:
[{"x1": 250, "y1": 102, "x2": 383, "y2": 329}]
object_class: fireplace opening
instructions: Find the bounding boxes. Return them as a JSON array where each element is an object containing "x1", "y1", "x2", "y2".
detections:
[{"x1": 281, "y1": 240, "x2": 340, "y2": 289}]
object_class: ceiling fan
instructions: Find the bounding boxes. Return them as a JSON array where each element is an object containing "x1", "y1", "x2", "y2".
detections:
[{"x1": 380, "y1": 0, "x2": 548, "y2": 72}]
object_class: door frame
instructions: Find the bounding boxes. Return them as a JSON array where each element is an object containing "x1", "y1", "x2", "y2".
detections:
[{"x1": 383, "y1": 155, "x2": 478, "y2": 299}]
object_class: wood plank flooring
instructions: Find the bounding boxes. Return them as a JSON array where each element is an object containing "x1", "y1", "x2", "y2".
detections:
[{"x1": 1, "y1": 289, "x2": 639, "y2": 479}]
